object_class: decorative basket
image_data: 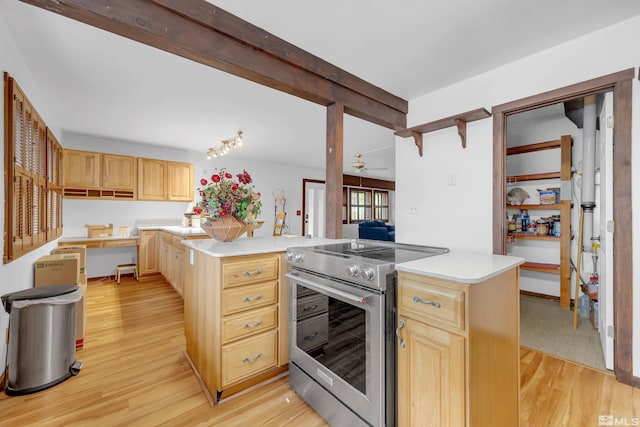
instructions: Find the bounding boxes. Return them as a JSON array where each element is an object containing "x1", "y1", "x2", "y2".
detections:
[{"x1": 200, "y1": 215, "x2": 248, "y2": 242}]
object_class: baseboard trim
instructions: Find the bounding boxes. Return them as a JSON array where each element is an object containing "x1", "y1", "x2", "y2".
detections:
[{"x1": 520, "y1": 290, "x2": 561, "y2": 301}]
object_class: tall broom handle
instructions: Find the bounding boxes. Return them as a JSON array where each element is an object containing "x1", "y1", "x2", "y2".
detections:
[{"x1": 573, "y1": 207, "x2": 584, "y2": 330}]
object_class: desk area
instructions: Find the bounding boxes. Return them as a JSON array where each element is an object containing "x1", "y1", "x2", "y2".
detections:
[{"x1": 58, "y1": 235, "x2": 140, "y2": 249}]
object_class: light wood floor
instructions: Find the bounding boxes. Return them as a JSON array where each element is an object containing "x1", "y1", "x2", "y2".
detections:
[{"x1": 1, "y1": 276, "x2": 638, "y2": 426}]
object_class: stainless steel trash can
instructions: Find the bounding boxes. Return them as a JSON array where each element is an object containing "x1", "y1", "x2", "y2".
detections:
[{"x1": 1, "y1": 284, "x2": 83, "y2": 396}]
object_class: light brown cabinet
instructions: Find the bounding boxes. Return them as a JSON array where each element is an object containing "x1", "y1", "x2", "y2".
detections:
[
  {"x1": 167, "y1": 161, "x2": 194, "y2": 201},
  {"x1": 137, "y1": 158, "x2": 193, "y2": 201},
  {"x1": 63, "y1": 150, "x2": 101, "y2": 189},
  {"x1": 63, "y1": 149, "x2": 136, "y2": 199},
  {"x1": 157, "y1": 231, "x2": 207, "y2": 297},
  {"x1": 184, "y1": 250, "x2": 289, "y2": 402},
  {"x1": 102, "y1": 154, "x2": 136, "y2": 191},
  {"x1": 397, "y1": 268, "x2": 520, "y2": 427},
  {"x1": 138, "y1": 230, "x2": 160, "y2": 276},
  {"x1": 398, "y1": 318, "x2": 465, "y2": 427}
]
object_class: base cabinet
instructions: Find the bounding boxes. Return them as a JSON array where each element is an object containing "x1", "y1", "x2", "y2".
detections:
[
  {"x1": 138, "y1": 230, "x2": 159, "y2": 276},
  {"x1": 397, "y1": 268, "x2": 520, "y2": 427},
  {"x1": 397, "y1": 318, "x2": 464, "y2": 427},
  {"x1": 157, "y1": 231, "x2": 207, "y2": 297},
  {"x1": 184, "y1": 250, "x2": 289, "y2": 402}
]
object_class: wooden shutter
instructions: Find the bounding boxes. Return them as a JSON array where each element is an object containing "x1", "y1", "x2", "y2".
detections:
[
  {"x1": 4, "y1": 72, "x2": 64, "y2": 262},
  {"x1": 46, "y1": 128, "x2": 63, "y2": 239}
]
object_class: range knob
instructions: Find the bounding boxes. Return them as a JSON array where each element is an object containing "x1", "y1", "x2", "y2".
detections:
[
  {"x1": 293, "y1": 252, "x2": 304, "y2": 263},
  {"x1": 346, "y1": 264, "x2": 359, "y2": 277},
  {"x1": 286, "y1": 251, "x2": 295, "y2": 261},
  {"x1": 361, "y1": 268, "x2": 375, "y2": 281}
]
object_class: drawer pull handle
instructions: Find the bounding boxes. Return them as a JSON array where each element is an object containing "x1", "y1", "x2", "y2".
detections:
[
  {"x1": 413, "y1": 296, "x2": 441, "y2": 308},
  {"x1": 243, "y1": 294, "x2": 263, "y2": 302},
  {"x1": 243, "y1": 353, "x2": 262, "y2": 363},
  {"x1": 304, "y1": 331, "x2": 319, "y2": 341},
  {"x1": 243, "y1": 269, "x2": 263, "y2": 276},
  {"x1": 243, "y1": 320, "x2": 263, "y2": 329},
  {"x1": 396, "y1": 320, "x2": 406, "y2": 348},
  {"x1": 302, "y1": 304, "x2": 318, "y2": 312}
]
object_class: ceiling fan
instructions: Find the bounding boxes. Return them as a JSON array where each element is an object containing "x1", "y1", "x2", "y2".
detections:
[{"x1": 351, "y1": 153, "x2": 388, "y2": 173}]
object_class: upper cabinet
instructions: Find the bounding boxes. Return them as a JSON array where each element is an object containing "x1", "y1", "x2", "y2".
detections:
[
  {"x1": 63, "y1": 150, "x2": 193, "y2": 202},
  {"x1": 103, "y1": 154, "x2": 136, "y2": 191},
  {"x1": 137, "y1": 158, "x2": 193, "y2": 202},
  {"x1": 63, "y1": 149, "x2": 136, "y2": 199},
  {"x1": 137, "y1": 158, "x2": 166, "y2": 200},
  {"x1": 63, "y1": 150, "x2": 101, "y2": 189},
  {"x1": 167, "y1": 161, "x2": 194, "y2": 201}
]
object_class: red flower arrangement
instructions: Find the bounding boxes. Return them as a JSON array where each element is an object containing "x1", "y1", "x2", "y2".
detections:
[{"x1": 194, "y1": 168, "x2": 261, "y2": 221}]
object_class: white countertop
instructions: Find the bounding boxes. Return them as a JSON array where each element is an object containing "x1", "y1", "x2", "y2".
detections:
[
  {"x1": 182, "y1": 236, "x2": 344, "y2": 257},
  {"x1": 396, "y1": 251, "x2": 524, "y2": 284},
  {"x1": 136, "y1": 224, "x2": 208, "y2": 236}
]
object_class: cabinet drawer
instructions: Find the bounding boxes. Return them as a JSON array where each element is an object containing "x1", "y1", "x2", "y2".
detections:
[
  {"x1": 222, "y1": 255, "x2": 278, "y2": 288},
  {"x1": 222, "y1": 281, "x2": 277, "y2": 315},
  {"x1": 399, "y1": 279, "x2": 465, "y2": 331},
  {"x1": 221, "y1": 330, "x2": 277, "y2": 387},
  {"x1": 103, "y1": 238, "x2": 138, "y2": 248},
  {"x1": 222, "y1": 305, "x2": 277, "y2": 344}
]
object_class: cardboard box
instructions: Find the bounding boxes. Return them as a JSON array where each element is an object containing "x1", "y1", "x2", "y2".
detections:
[
  {"x1": 85, "y1": 223, "x2": 113, "y2": 238},
  {"x1": 539, "y1": 190, "x2": 556, "y2": 205},
  {"x1": 34, "y1": 253, "x2": 80, "y2": 287},
  {"x1": 76, "y1": 277, "x2": 87, "y2": 349},
  {"x1": 52, "y1": 245, "x2": 87, "y2": 274}
]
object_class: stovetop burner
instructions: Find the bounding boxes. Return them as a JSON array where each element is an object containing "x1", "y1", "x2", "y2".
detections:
[
  {"x1": 287, "y1": 240, "x2": 448, "y2": 291},
  {"x1": 310, "y1": 240, "x2": 448, "y2": 263}
]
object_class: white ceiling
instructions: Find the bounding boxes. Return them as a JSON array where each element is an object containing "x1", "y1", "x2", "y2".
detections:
[{"x1": 2, "y1": 0, "x2": 640, "y2": 180}]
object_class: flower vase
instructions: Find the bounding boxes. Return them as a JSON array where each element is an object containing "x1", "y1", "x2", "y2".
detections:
[{"x1": 201, "y1": 215, "x2": 248, "y2": 242}]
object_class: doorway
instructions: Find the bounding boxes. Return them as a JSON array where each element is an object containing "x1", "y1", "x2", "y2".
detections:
[
  {"x1": 492, "y1": 69, "x2": 635, "y2": 385},
  {"x1": 302, "y1": 179, "x2": 326, "y2": 237},
  {"x1": 506, "y1": 95, "x2": 614, "y2": 371}
]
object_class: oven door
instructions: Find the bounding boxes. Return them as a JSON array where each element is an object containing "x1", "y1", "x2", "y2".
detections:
[{"x1": 287, "y1": 269, "x2": 384, "y2": 426}]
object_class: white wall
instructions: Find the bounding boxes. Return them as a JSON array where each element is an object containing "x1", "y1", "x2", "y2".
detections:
[
  {"x1": 62, "y1": 132, "x2": 324, "y2": 277},
  {"x1": 396, "y1": 15, "x2": 640, "y2": 376},
  {"x1": 0, "y1": 21, "x2": 63, "y2": 374}
]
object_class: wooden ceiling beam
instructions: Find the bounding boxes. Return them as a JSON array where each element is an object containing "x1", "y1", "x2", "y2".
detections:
[{"x1": 20, "y1": 0, "x2": 408, "y2": 130}]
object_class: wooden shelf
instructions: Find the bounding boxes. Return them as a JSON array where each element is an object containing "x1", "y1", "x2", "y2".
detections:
[
  {"x1": 506, "y1": 172, "x2": 561, "y2": 182},
  {"x1": 508, "y1": 233, "x2": 559, "y2": 241},
  {"x1": 506, "y1": 135, "x2": 572, "y2": 308},
  {"x1": 506, "y1": 139, "x2": 561, "y2": 155},
  {"x1": 394, "y1": 107, "x2": 491, "y2": 155},
  {"x1": 521, "y1": 262, "x2": 561, "y2": 274},
  {"x1": 506, "y1": 204, "x2": 561, "y2": 210}
]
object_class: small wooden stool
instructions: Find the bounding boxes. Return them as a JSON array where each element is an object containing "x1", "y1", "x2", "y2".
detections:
[{"x1": 116, "y1": 263, "x2": 138, "y2": 284}]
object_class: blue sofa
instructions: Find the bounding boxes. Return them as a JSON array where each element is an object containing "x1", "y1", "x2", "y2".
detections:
[{"x1": 358, "y1": 220, "x2": 395, "y2": 242}]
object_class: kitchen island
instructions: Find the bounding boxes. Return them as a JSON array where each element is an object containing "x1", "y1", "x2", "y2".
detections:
[
  {"x1": 395, "y1": 251, "x2": 524, "y2": 427},
  {"x1": 180, "y1": 236, "x2": 341, "y2": 404}
]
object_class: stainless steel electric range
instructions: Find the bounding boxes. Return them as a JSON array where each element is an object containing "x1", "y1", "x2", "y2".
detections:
[{"x1": 285, "y1": 240, "x2": 448, "y2": 427}]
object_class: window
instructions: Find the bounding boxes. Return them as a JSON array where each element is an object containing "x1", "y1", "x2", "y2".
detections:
[
  {"x1": 374, "y1": 190, "x2": 389, "y2": 222},
  {"x1": 342, "y1": 187, "x2": 347, "y2": 224},
  {"x1": 4, "y1": 73, "x2": 63, "y2": 263},
  {"x1": 349, "y1": 188, "x2": 372, "y2": 222},
  {"x1": 347, "y1": 188, "x2": 389, "y2": 223}
]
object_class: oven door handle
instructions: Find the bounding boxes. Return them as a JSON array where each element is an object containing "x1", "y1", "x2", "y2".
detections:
[{"x1": 286, "y1": 272, "x2": 369, "y2": 305}]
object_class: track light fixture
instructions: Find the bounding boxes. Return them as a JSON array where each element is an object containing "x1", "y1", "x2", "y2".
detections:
[{"x1": 207, "y1": 130, "x2": 243, "y2": 159}]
